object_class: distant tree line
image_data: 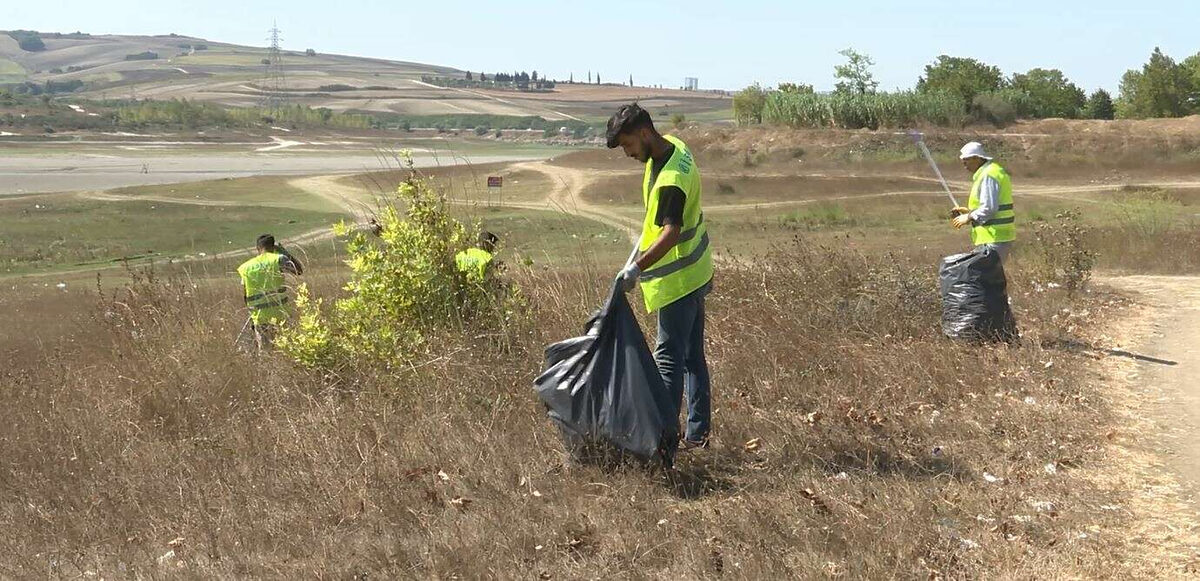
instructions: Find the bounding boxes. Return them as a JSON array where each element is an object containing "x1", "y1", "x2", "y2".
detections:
[
  {"x1": 3, "y1": 80, "x2": 85, "y2": 96},
  {"x1": 422, "y1": 70, "x2": 556, "y2": 91},
  {"x1": 0, "y1": 92, "x2": 374, "y2": 132},
  {"x1": 124, "y1": 51, "x2": 159, "y2": 61},
  {"x1": 6, "y1": 30, "x2": 45, "y2": 52},
  {"x1": 736, "y1": 47, "x2": 1200, "y2": 129}
]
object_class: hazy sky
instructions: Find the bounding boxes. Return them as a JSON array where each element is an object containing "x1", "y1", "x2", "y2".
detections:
[{"x1": 3, "y1": 1, "x2": 1195, "y2": 92}]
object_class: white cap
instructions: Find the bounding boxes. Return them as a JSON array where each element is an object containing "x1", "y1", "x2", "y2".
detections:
[{"x1": 959, "y1": 141, "x2": 992, "y2": 161}]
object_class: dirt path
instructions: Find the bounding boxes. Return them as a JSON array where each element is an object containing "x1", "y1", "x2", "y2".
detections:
[
  {"x1": 511, "y1": 160, "x2": 639, "y2": 239},
  {"x1": 287, "y1": 174, "x2": 376, "y2": 215},
  {"x1": 1086, "y1": 275, "x2": 1200, "y2": 572},
  {"x1": 1101, "y1": 276, "x2": 1200, "y2": 485}
]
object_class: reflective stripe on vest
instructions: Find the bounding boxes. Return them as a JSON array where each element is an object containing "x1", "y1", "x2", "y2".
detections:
[
  {"x1": 968, "y1": 162, "x2": 1016, "y2": 245},
  {"x1": 637, "y1": 135, "x2": 714, "y2": 312},
  {"x1": 237, "y1": 252, "x2": 289, "y2": 324}
]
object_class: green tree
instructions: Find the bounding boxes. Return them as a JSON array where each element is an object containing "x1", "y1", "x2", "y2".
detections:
[
  {"x1": 834, "y1": 48, "x2": 878, "y2": 95},
  {"x1": 917, "y1": 55, "x2": 1004, "y2": 105},
  {"x1": 732, "y1": 84, "x2": 768, "y2": 125},
  {"x1": 778, "y1": 82, "x2": 815, "y2": 94},
  {"x1": 1182, "y1": 52, "x2": 1200, "y2": 110},
  {"x1": 1117, "y1": 48, "x2": 1193, "y2": 118},
  {"x1": 1085, "y1": 89, "x2": 1115, "y2": 120},
  {"x1": 1009, "y1": 68, "x2": 1086, "y2": 118}
]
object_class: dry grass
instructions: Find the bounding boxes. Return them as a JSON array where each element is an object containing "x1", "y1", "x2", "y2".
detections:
[{"x1": 0, "y1": 234, "x2": 1160, "y2": 578}]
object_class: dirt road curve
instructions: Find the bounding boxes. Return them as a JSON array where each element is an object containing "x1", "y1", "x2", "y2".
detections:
[
  {"x1": 511, "y1": 161, "x2": 638, "y2": 238},
  {"x1": 1102, "y1": 276, "x2": 1200, "y2": 486}
]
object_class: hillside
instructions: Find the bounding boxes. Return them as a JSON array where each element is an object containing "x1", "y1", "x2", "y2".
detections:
[{"x1": 0, "y1": 31, "x2": 730, "y2": 121}]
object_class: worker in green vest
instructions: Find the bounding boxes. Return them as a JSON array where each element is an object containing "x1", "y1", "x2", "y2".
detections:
[
  {"x1": 237, "y1": 234, "x2": 303, "y2": 351},
  {"x1": 608, "y1": 103, "x2": 714, "y2": 458},
  {"x1": 456, "y1": 231, "x2": 499, "y2": 283},
  {"x1": 950, "y1": 142, "x2": 1016, "y2": 261}
]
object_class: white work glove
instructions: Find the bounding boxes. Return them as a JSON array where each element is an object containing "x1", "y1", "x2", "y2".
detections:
[{"x1": 616, "y1": 262, "x2": 641, "y2": 293}]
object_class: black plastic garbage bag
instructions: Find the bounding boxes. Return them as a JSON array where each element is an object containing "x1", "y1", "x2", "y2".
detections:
[
  {"x1": 939, "y1": 248, "x2": 1019, "y2": 342},
  {"x1": 534, "y1": 283, "x2": 676, "y2": 466}
]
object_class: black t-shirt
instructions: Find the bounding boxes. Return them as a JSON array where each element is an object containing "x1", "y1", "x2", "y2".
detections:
[{"x1": 649, "y1": 144, "x2": 686, "y2": 227}]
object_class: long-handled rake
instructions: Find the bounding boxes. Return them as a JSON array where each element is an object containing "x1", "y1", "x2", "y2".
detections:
[{"x1": 907, "y1": 130, "x2": 962, "y2": 210}]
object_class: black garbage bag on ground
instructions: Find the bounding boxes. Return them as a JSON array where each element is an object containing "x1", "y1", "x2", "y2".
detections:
[
  {"x1": 939, "y1": 248, "x2": 1019, "y2": 342},
  {"x1": 534, "y1": 283, "x2": 676, "y2": 467}
]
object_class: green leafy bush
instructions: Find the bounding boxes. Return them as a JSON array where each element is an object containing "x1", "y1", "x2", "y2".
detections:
[
  {"x1": 733, "y1": 84, "x2": 768, "y2": 125},
  {"x1": 277, "y1": 154, "x2": 522, "y2": 369}
]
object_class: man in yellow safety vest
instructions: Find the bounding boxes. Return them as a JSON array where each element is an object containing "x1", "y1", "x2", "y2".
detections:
[
  {"x1": 608, "y1": 103, "x2": 714, "y2": 457},
  {"x1": 950, "y1": 142, "x2": 1016, "y2": 261},
  {"x1": 456, "y1": 231, "x2": 499, "y2": 283},
  {"x1": 236, "y1": 234, "x2": 303, "y2": 351}
]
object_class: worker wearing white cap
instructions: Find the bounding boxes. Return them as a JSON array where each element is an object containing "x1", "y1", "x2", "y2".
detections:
[{"x1": 950, "y1": 141, "x2": 1015, "y2": 261}]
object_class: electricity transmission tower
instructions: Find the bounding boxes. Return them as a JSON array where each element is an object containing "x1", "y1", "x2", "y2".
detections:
[{"x1": 259, "y1": 22, "x2": 288, "y2": 114}]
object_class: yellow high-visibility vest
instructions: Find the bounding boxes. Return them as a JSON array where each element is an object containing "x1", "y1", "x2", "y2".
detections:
[
  {"x1": 637, "y1": 135, "x2": 713, "y2": 312},
  {"x1": 456, "y1": 247, "x2": 494, "y2": 282},
  {"x1": 237, "y1": 252, "x2": 289, "y2": 325},
  {"x1": 968, "y1": 162, "x2": 1016, "y2": 245}
]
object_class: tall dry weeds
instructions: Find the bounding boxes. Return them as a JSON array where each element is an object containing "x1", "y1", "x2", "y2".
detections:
[{"x1": 0, "y1": 241, "x2": 1146, "y2": 578}]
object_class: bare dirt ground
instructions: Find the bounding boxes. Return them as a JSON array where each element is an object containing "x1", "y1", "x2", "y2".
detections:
[
  {"x1": 1102, "y1": 277, "x2": 1200, "y2": 485},
  {"x1": 1082, "y1": 277, "x2": 1200, "y2": 572}
]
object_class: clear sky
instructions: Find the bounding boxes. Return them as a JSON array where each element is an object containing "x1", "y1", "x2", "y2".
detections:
[{"x1": 2, "y1": 1, "x2": 1195, "y2": 93}]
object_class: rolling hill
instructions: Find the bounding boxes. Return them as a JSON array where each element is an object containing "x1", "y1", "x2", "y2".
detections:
[{"x1": 0, "y1": 31, "x2": 730, "y2": 122}]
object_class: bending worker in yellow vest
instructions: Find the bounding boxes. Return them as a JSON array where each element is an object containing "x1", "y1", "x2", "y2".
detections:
[
  {"x1": 456, "y1": 231, "x2": 499, "y2": 283},
  {"x1": 950, "y1": 142, "x2": 1016, "y2": 260},
  {"x1": 237, "y1": 234, "x2": 303, "y2": 351},
  {"x1": 609, "y1": 103, "x2": 714, "y2": 454}
]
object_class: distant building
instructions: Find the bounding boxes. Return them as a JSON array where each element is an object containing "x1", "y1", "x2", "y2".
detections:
[{"x1": 684, "y1": 77, "x2": 699, "y2": 91}]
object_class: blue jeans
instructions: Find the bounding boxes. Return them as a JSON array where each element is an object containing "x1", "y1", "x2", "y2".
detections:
[{"x1": 654, "y1": 283, "x2": 711, "y2": 443}]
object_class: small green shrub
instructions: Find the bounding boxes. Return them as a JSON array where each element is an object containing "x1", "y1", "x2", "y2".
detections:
[
  {"x1": 1029, "y1": 210, "x2": 1095, "y2": 295},
  {"x1": 277, "y1": 153, "x2": 522, "y2": 369}
]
